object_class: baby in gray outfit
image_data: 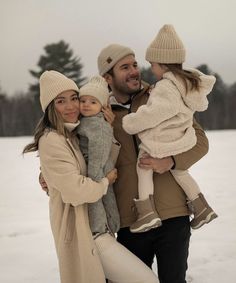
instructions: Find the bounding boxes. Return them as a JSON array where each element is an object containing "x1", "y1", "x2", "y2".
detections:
[{"x1": 78, "y1": 76, "x2": 120, "y2": 236}]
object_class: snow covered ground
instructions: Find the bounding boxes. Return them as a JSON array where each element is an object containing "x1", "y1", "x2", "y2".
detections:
[{"x1": 0, "y1": 130, "x2": 236, "y2": 283}]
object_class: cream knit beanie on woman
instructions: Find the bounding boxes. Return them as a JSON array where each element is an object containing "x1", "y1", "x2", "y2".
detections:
[
  {"x1": 145, "y1": 24, "x2": 186, "y2": 64},
  {"x1": 39, "y1": 70, "x2": 79, "y2": 112},
  {"x1": 97, "y1": 44, "x2": 135, "y2": 75},
  {"x1": 79, "y1": 76, "x2": 110, "y2": 106}
]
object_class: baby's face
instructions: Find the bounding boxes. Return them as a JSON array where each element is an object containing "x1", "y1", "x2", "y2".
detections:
[{"x1": 79, "y1": 95, "x2": 102, "y2": 117}]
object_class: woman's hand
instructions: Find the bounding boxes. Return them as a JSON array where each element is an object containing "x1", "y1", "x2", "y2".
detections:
[
  {"x1": 102, "y1": 104, "x2": 115, "y2": 125},
  {"x1": 39, "y1": 172, "x2": 49, "y2": 195},
  {"x1": 105, "y1": 168, "x2": 118, "y2": 185}
]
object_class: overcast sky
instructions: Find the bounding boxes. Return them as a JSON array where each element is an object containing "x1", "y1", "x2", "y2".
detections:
[{"x1": 1, "y1": 0, "x2": 235, "y2": 96}]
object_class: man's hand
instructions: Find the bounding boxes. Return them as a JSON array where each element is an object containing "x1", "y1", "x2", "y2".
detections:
[
  {"x1": 138, "y1": 154, "x2": 174, "y2": 174},
  {"x1": 102, "y1": 104, "x2": 115, "y2": 125},
  {"x1": 39, "y1": 172, "x2": 49, "y2": 195}
]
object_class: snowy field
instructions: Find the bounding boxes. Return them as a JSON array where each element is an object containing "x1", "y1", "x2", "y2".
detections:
[{"x1": 0, "y1": 130, "x2": 235, "y2": 283}]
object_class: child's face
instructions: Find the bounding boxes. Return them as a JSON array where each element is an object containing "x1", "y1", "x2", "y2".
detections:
[
  {"x1": 150, "y1": 62, "x2": 166, "y2": 81},
  {"x1": 79, "y1": 95, "x2": 102, "y2": 117}
]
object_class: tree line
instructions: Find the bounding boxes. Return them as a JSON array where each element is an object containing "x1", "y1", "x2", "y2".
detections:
[
  {"x1": 0, "y1": 40, "x2": 236, "y2": 137},
  {"x1": 141, "y1": 64, "x2": 236, "y2": 130}
]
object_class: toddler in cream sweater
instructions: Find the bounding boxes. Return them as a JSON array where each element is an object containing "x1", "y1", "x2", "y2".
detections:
[{"x1": 123, "y1": 25, "x2": 217, "y2": 232}]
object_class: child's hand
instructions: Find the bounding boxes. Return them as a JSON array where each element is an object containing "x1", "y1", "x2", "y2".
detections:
[{"x1": 102, "y1": 104, "x2": 115, "y2": 125}]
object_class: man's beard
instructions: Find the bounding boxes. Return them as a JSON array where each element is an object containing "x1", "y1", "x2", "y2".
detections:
[{"x1": 112, "y1": 77, "x2": 142, "y2": 96}]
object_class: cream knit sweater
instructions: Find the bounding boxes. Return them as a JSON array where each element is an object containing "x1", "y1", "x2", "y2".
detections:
[{"x1": 122, "y1": 68, "x2": 216, "y2": 158}]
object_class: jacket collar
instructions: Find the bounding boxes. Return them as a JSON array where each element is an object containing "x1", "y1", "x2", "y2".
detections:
[{"x1": 110, "y1": 81, "x2": 150, "y2": 109}]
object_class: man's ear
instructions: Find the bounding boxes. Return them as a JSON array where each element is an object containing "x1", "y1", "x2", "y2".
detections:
[
  {"x1": 104, "y1": 73, "x2": 112, "y2": 84},
  {"x1": 103, "y1": 73, "x2": 112, "y2": 92}
]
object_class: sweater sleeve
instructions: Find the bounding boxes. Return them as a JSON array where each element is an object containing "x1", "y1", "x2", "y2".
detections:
[
  {"x1": 122, "y1": 83, "x2": 180, "y2": 135},
  {"x1": 172, "y1": 119, "x2": 209, "y2": 170},
  {"x1": 39, "y1": 133, "x2": 108, "y2": 207}
]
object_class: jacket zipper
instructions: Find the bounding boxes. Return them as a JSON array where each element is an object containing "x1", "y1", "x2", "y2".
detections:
[{"x1": 128, "y1": 101, "x2": 139, "y2": 157}]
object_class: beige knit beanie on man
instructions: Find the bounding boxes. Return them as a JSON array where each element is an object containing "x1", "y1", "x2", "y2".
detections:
[
  {"x1": 79, "y1": 76, "x2": 110, "y2": 106},
  {"x1": 97, "y1": 44, "x2": 135, "y2": 76},
  {"x1": 39, "y1": 70, "x2": 79, "y2": 112},
  {"x1": 146, "y1": 24, "x2": 186, "y2": 64}
]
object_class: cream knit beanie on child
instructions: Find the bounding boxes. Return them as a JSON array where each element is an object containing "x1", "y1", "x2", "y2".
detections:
[
  {"x1": 97, "y1": 44, "x2": 135, "y2": 75},
  {"x1": 145, "y1": 24, "x2": 186, "y2": 64},
  {"x1": 39, "y1": 70, "x2": 79, "y2": 112},
  {"x1": 79, "y1": 76, "x2": 110, "y2": 106}
]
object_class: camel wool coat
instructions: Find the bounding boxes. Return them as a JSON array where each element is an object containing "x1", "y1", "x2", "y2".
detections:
[{"x1": 39, "y1": 130, "x2": 108, "y2": 283}]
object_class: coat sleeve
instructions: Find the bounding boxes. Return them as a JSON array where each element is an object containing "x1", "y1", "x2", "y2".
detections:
[
  {"x1": 39, "y1": 133, "x2": 108, "y2": 207},
  {"x1": 122, "y1": 83, "x2": 180, "y2": 135},
  {"x1": 172, "y1": 119, "x2": 209, "y2": 170}
]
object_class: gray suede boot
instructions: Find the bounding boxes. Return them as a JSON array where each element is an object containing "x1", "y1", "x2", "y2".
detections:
[
  {"x1": 130, "y1": 195, "x2": 162, "y2": 233},
  {"x1": 190, "y1": 193, "x2": 218, "y2": 229}
]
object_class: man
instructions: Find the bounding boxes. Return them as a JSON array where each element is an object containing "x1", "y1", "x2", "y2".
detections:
[{"x1": 97, "y1": 44, "x2": 209, "y2": 283}]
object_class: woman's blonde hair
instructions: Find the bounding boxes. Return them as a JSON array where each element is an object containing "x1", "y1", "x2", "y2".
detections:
[
  {"x1": 161, "y1": 64, "x2": 201, "y2": 92},
  {"x1": 23, "y1": 101, "x2": 73, "y2": 153}
]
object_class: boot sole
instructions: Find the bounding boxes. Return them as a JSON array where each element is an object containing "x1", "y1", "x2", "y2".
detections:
[
  {"x1": 130, "y1": 218, "x2": 162, "y2": 233},
  {"x1": 191, "y1": 212, "x2": 218, "y2": 229}
]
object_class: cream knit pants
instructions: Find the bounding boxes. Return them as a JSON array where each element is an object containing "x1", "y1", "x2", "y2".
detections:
[
  {"x1": 137, "y1": 151, "x2": 201, "y2": 201},
  {"x1": 94, "y1": 233, "x2": 159, "y2": 283}
]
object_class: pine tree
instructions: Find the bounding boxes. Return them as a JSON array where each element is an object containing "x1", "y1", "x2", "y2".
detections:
[
  {"x1": 28, "y1": 40, "x2": 86, "y2": 124},
  {"x1": 195, "y1": 64, "x2": 228, "y2": 129}
]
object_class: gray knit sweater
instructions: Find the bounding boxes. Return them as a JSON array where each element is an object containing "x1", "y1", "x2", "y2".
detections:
[{"x1": 77, "y1": 112, "x2": 120, "y2": 235}]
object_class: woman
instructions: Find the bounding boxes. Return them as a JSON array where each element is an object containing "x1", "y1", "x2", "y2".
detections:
[
  {"x1": 23, "y1": 70, "x2": 116, "y2": 283},
  {"x1": 25, "y1": 70, "x2": 159, "y2": 283}
]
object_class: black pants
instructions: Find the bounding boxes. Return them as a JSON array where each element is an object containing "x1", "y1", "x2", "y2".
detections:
[{"x1": 117, "y1": 216, "x2": 191, "y2": 283}]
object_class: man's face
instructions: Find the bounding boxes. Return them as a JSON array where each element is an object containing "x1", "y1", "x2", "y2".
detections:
[{"x1": 107, "y1": 55, "x2": 141, "y2": 96}]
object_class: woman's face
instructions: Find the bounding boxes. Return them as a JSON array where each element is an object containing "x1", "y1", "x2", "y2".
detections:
[{"x1": 54, "y1": 90, "x2": 80, "y2": 123}]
